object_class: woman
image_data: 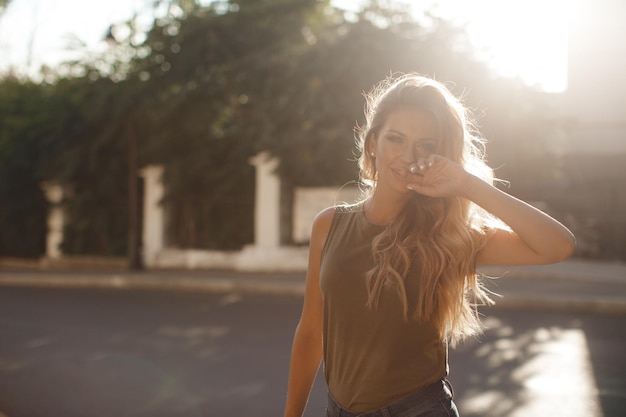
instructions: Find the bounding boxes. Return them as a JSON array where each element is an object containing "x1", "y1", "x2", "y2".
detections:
[{"x1": 283, "y1": 74, "x2": 575, "y2": 417}]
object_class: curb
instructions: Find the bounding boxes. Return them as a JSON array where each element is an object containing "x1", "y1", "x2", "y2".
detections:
[
  {"x1": 1, "y1": 271, "x2": 626, "y2": 315},
  {"x1": 0, "y1": 274, "x2": 307, "y2": 297},
  {"x1": 485, "y1": 295, "x2": 626, "y2": 316},
  {"x1": 478, "y1": 262, "x2": 626, "y2": 284}
]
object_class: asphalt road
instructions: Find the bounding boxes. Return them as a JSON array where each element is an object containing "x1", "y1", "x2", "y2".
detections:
[{"x1": 0, "y1": 286, "x2": 624, "y2": 417}]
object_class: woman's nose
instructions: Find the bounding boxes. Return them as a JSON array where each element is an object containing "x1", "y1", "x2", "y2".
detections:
[
  {"x1": 400, "y1": 151, "x2": 415, "y2": 165},
  {"x1": 412, "y1": 142, "x2": 432, "y2": 161},
  {"x1": 400, "y1": 144, "x2": 419, "y2": 164}
]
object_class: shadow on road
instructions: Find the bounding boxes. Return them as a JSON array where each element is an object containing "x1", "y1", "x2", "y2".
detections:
[{"x1": 449, "y1": 309, "x2": 625, "y2": 417}]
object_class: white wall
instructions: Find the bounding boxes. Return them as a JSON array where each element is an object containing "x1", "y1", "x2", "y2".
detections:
[
  {"x1": 292, "y1": 186, "x2": 360, "y2": 244},
  {"x1": 562, "y1": 0, "x2": 626, "y2": 154}
]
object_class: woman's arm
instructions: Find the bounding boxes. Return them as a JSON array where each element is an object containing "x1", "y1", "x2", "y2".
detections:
[
  {"x1": 283, "y1": 207, "x2": 334, "y2": 417},
  {"x1": 462, "y1": 174, "x2": 575, "y2": 265},
  {"x1": 407, "y1": 155, "x2": 576, "y2": 266}
]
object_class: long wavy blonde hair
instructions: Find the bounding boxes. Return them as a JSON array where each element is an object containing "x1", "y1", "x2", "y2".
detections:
[{"x1": 356, "y1": 74, "x2": 498, "y2": 346}]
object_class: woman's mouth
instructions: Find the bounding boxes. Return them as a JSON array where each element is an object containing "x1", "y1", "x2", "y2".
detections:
[{"x1": 392, "y1": 167, "x2": 412, "y2": 180}]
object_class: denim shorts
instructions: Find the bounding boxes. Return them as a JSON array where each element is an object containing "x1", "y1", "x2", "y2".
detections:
[{"x1": 326, "y1": 379, "x2": 459, "y2": 417}]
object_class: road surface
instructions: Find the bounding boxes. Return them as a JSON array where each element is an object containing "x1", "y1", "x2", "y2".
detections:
[{"x1": 0, "y1": 286, "x2": 624, "y2": 417}]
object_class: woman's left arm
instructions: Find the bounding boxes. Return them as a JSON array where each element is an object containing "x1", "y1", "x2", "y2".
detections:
[
  {"x1": 407, "y1": 155, "x2": 576, "y2": 266},
  {"x1": 462, "y1": 174, "x2": 575, "y2": 265}
]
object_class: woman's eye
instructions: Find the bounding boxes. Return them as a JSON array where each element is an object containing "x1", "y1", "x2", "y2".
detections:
[{"x1": 388, "y1": 135, "x2": 403, "y2": 143}]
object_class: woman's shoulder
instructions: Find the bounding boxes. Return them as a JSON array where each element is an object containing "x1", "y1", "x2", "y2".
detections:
[
  {"x1": 307, "y1": 207, "x2": 335, "y2": 253},
  {"x1": 312, "y1": 202, "x2": 364, "y2": 244},
  {"x1": 313, "y1": 201, "x2": 363, "y2": 227},
  {"x1": 312, "y1": 206, "x2": 336, "y2": 234}
]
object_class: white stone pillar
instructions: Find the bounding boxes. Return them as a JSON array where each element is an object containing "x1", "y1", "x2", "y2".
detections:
[
  {"x1": 249, "y1": 151, "x2": 281, "y2": 249},
  {"x1": 140, "y1": 165, "x2": 165, "y2": 267},
  {"x1": 41, "y1": 182, "x2": 64, "y2": 259}
]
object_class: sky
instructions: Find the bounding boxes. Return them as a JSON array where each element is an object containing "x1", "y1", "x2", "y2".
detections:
[{"x1": 0, "y1": 0, "x2": 569, "y2": 92}]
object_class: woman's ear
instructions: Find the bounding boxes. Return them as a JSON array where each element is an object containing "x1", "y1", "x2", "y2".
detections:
[{"x1": 367, "y1": 134, "x2": 377, "y2": 157}]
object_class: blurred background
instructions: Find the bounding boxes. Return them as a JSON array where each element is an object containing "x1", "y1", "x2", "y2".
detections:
[
  {"x1": 0, "y1": 2, "x2": 625, "y2": 417},
  {"x1": 0, "y1": 0, "x2": 623, "y2": 269}
]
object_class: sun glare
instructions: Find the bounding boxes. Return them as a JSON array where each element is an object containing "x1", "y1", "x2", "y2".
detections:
[
  {"x1": 428, "y1": 0, "x2": 569, "y2": 92},
  {"x1": 1, "y1": 0, "x2": 569, "y2": 92},
  {"x1": 333, "y1": 0, "x2": 570, "y2": 92}
]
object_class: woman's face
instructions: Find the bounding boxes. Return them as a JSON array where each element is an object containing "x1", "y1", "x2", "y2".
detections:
[{"x1": 368, "y1": 107, "x2": 439, "y2": 195}]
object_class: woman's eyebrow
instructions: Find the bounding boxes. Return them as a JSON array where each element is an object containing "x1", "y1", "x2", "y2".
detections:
[
  {"x1": 385, "y1": 129, "x2": 438, "y2": 142},
  {"x1": 386, "y1": 129, "x2": 407, "y2": 136}
]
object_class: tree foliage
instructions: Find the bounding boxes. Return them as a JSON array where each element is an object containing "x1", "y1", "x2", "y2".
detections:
[
  {"x1": 0, "y1": 0, "x2": 566, "y2": 257},
  {"x1": 0, "y1": 78, "x2": 49, "y2": 257},
  {"x1": 0, "y1": 0, "x2": 11, "y2": 15}
]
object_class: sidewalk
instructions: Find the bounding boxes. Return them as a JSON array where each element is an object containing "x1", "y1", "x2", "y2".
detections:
[
  {"x1": 478, "y1": 260, "x2": 626, "y2": 314},
  {"x1": 0, "y1": 259, "x2": 625, "y2": 315}
]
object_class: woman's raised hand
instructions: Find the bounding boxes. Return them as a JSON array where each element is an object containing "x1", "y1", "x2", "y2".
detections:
[{"x1": 406, "y1": 154, "x2": 472, "y2": 198}]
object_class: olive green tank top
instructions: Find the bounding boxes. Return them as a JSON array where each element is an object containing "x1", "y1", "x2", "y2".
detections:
[{"x1": 320, "y1": 203, "x2": 447, "y2": 413}]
